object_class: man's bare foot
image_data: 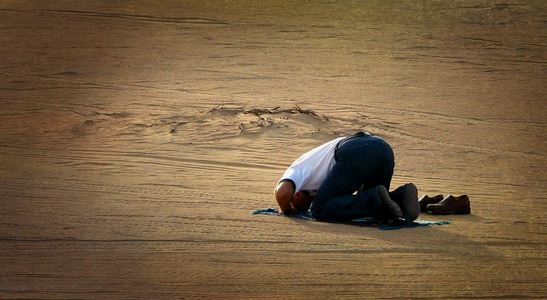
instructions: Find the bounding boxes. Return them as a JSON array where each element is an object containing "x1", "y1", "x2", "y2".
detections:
[
  {"x1": 377, "y1": 185, "x2": 403, "y2": 219},
  {"x1": 398, "y1": 183, "x2": 420, "y2": 222}
]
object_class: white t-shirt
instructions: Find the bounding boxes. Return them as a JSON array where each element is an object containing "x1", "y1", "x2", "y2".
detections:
[{"x1": 279, "y1": 136, "x2": 346, "y2": 193}]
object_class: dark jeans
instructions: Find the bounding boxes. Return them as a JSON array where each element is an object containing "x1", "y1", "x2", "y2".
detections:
[{"x1": 310, "y1": 133, "x2": 395, "y2": 221}]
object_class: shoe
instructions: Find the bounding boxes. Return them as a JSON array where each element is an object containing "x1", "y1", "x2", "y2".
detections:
[
  {"x1": 377, "y1": 185, "x2": 403, "y2": 219},
  {"x1": 426, "y1": 195, "x2": 471, "y2": 215},
  {"x1": 419, "y1": 194, "x2": 444, "y2": 212},
  {"x1": 397, "y1": 183, "x2": 420, "y2": 222}
]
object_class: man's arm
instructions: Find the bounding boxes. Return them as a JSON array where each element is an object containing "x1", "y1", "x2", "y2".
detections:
[{"x1": 274, "y1": 181, "x2": 296, "y2": 215}]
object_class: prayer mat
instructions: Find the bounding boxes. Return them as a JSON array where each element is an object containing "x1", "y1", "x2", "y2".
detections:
[{"x1": 252, "y1": 208, "x2": 450, "y2": 230}]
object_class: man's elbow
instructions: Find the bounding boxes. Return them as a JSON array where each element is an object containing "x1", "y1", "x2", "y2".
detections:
[{"x1": 274, "y1": 182, "x2": 295, "y2": 214}]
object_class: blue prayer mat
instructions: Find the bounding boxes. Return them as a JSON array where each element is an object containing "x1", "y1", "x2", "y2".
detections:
[{"x1": 252, "y1": 208, "x2": 450, "y2": 230}]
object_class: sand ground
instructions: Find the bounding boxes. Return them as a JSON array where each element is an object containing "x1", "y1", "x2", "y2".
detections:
[{"x1": 1, "y1": 1, "x2": 546, "y2": 299}]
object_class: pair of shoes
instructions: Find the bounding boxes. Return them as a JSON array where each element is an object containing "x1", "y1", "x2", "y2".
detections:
[
  {"x1": 423, "y1": 194, "x2": 471, "y2": 215},
  {"x1": 379, "y1": 184, "x2": 419, "y2": 222},
  {"x1": 418, "y1": 194, "x2": 444, "y2": 212}
]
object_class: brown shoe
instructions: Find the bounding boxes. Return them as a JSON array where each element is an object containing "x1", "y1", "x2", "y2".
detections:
[
  {"x1": 419, "y1": 194, "x2": 444, "y2": 212},
  {"x1": 426, "y1": 195, "x2": 471, "y2": 215}
]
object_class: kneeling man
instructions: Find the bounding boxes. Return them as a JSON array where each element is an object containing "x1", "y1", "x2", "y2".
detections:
[{"x1": 274, "y1": 132, "x2": 419, "y2": 222}]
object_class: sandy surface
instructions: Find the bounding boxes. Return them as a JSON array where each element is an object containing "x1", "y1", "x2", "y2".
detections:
[{"x1": 1, "y1": 1, "x2": 546, "y2": 299}]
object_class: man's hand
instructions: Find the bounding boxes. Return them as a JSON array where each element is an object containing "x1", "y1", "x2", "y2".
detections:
[{"x1": 274, "y1": 181, "x2": 295, "y2": 214}]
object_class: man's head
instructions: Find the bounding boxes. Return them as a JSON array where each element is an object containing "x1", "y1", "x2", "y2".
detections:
[{"x1": 292, "y1": 190, "x2": 313, "y2": 211}]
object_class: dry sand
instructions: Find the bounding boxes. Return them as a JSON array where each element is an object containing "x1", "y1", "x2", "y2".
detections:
[{"x1": 1, "y1": 1, "x2": 546, "y2": 299}]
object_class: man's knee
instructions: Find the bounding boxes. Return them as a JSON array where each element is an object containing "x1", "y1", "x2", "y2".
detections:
[{"x1": 310, "y1": 201, "x2": 328, "y2": 220}]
